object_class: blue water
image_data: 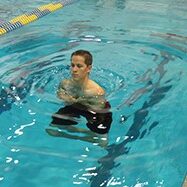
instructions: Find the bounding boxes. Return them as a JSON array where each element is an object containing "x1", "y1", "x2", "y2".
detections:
[{"x1": 0, "y1": 0, "x2": 187, "y2": 187}]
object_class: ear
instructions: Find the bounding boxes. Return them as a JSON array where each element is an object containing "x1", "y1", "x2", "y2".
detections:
[{"x1": 87, "y1": 65, "x2": 92, "y2": 73}]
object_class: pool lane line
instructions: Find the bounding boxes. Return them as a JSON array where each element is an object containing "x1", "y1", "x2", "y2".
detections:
[{"x1": 0, "y1": 0, "x2": 75, "y2": 36}]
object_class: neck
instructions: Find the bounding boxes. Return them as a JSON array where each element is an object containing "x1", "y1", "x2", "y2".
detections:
[{"x1": 73, "y1": 76, "x2": 89, "y2": 88}]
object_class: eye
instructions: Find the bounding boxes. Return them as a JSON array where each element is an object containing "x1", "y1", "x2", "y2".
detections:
[
  {"x1": 71, "y1": 63, "x2": 75, "y2": 67},
  {"x1": 77, "y1": 64, "x2": 83, "y2": 68}
]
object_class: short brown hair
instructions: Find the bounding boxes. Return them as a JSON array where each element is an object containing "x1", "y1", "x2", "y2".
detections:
[{"x1": 71, "y1": 50, "x2": 93, "y2": 66}]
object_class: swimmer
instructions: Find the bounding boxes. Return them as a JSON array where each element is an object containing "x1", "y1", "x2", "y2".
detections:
[{"x1": 46, "y1": 50, "x2": 112, "y2": 147}]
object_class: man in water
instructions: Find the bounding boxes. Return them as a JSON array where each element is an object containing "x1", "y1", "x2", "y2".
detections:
[{"x1": 46, "y1": 50, "x2": 112, "y2": 146}]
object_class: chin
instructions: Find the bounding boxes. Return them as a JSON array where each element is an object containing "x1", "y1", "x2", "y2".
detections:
[{"x1": 72, "y1": 77, "x2": 80, "y2": 81}]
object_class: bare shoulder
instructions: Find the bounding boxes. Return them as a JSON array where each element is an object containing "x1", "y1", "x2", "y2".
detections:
[
  {"x1": 86, "y1": 80, "x2": 105, "y2": 96},
  {"x1": 60, "y1": 79, "x2": 71, "y2": 88}
]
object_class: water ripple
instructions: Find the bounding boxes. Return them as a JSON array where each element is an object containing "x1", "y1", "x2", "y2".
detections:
[{"x1": 0, "y1": 1, "x2": 187, "y2": 186}]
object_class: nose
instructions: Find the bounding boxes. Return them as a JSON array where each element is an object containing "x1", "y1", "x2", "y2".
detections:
[{"x1": 72, "y1": 65, "x2": 78, "y2": 72}]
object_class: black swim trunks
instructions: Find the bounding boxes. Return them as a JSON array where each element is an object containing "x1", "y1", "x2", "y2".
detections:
[{"x1": 51, "y1": 102, "x2": 112, "y2": 134}]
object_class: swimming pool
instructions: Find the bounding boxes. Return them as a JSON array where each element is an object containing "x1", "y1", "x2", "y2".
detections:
[{"x1": 0, "y1": 0, "x2": 187, "y2": 186}]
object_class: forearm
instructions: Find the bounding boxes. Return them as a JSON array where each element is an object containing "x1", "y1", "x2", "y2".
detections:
[
  {"x1": 77, "y1": 95, "x2": 106, "y2": 110},
  {"x1": 57, "y1": 90, "x2": 77, "y2": 104}
]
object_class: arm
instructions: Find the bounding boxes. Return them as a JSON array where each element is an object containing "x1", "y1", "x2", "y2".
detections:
[
  {"x1": 77, "y1": 87, "x2": 106, "y2": 110},
  {"x1": 57, "y1": 80, "x2": 77, "y2": 104}
]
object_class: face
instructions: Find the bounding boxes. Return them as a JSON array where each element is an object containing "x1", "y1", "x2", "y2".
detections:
[{"x1": 71, "y1": 55, "x2": 91, "y2": 81}]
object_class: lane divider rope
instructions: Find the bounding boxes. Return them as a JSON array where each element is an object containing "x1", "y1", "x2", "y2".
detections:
[{"x1": 0, "y1": 0, "x2": 75, "y2": 36}]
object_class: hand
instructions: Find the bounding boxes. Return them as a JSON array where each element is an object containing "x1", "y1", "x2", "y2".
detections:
[{"x1": 57, "y1": 90, "x2": 77, "y2": 104}]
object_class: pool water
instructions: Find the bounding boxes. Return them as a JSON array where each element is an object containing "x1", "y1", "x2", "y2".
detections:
[{"x1": 0, "y1": 0, "x2": 187, "y2": 186}]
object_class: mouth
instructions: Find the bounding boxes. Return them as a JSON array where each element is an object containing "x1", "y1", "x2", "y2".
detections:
[{"x1": 72, "y1": 74, "x2": 79, "y2": 77}]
